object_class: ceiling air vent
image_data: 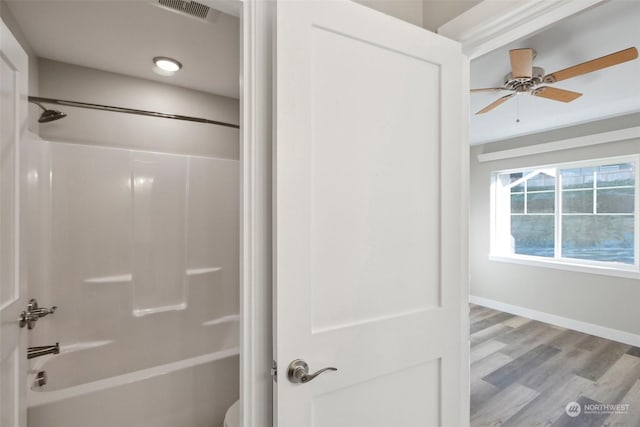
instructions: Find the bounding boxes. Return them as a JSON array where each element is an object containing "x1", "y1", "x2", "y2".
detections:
[{"x1": 157, "y1": 0, "x2": 210, "y2": 20}]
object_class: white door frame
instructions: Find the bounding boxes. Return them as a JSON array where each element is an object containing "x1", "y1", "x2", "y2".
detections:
[
  {"x1": 0, "y1": 16, "x2": 29, "y2": 427},
  {"x1": 202, "y1": 1, "x2": 607, "y2": 426},
  {"x1": 236, "y1": 1, "x2": 274, "y2": 426},
  {"x1": 196, "y1": 0, "x2": 274, "y2": 425},
  {"x1": 439, "y1": 0, "x2": 608, "y2": 420}
]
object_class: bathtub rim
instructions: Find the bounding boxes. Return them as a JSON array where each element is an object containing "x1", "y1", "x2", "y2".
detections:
[{"x1": 28, "y1": 347, "x2": 239, "y2": 408}]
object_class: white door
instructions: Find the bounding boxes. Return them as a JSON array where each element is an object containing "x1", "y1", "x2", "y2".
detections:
[
  {"x1": 0, "y1": 19, "x2": 28, "y2": 427},
  {"x1": 274, "y1": 1, "x2": 468, "y2": 426}
]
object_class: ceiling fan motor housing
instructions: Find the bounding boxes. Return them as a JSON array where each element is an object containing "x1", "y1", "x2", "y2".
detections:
[{"x1": 504, "y1": 66, "x2": 545, "y2": 92}]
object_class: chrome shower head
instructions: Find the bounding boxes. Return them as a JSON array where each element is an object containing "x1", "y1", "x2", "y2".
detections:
[
  {"x1": 32, "y1": 102, "x2": 67, "y2": 123},
  {"x1": 38, "y1": 109, "x2": 67, "y2": 123}
]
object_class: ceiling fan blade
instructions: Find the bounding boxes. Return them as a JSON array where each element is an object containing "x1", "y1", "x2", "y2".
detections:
[
  {"x1": 470, "y1": 88, "x2": 509, "y2": 93},
  {"x1": 543, "y1": 47, "x2": 638, "y2": 83},
  {"x1": 510, "y1": 48, "x2": 535, "y2": 79},
  {"x1": 475, "y1": 93, "x2": 516, "y2": 115},
  {"x1": 532, "y1": 86, "x2": 582, "y2": 103}
]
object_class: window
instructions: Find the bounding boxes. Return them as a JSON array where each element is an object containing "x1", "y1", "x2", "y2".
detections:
[{"x1": 491, "y1": 156, "x2": 639, "y2": 273}]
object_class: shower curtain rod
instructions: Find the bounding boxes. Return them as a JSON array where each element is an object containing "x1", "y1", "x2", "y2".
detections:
[{"x1": 28, "y1": 96, "x2": 240, "y2": 129}]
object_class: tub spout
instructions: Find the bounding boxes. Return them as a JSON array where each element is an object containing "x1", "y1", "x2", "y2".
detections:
[{"x1": 28, "y1": 343, "x2": 60, "y2": 359}]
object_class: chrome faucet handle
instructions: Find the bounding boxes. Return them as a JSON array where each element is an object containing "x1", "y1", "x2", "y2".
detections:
[
  {"x1": 33, "y1": 305, "x2": 57, "y2": 317},
  {"x1": 19, "y1": 298, "x2": 57, "y2": 329}
]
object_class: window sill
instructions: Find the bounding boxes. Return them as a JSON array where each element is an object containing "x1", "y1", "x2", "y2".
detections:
[{"x1": 488, "y1": 254, "x2": 640, "y2": 280}]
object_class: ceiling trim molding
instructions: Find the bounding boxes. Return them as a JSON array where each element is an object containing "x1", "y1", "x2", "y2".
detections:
[
  {"x1": 477, "y1": 125, "x2": 640, "y2": 162},
  {"x1": 438, "y1": 0, "x2": 606, "y2": 59}
]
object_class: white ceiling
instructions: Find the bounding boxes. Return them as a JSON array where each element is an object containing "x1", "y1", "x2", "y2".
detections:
[
  {"x1": 470, "y1": 0, "x2": 640, "y2": 145},
  {"x1": 6, "y1": 0, "x2": 240, "y2": 99}
]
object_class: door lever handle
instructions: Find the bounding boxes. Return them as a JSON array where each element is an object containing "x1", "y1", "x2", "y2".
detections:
[{"x1": 287, "y1": 359, "x2": 337, "y2": 384}]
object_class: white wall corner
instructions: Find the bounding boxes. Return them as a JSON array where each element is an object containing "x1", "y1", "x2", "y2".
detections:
[{"x1": 421, "y1": 0, "x2": 477, "y2": 32}]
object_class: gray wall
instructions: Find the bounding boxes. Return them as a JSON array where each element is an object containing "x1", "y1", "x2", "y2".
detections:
[
  {"x1": 352, "y1": 0, "x2": 478, "y2": 31},
  {"x1": 424, "y1": 0, "x2": 479, "y2": 32},
  {"x1": 470, "y1": 114, "x2": 640, "y2": 335},
  {"x1": 354, "y1": 0, "x2": 423, "y2": 27},
  {"x1": 38, "y1": 59, "x2": 239, "y2": 159}
]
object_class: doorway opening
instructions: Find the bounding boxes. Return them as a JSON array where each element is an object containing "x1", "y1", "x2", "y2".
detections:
[
  {"x1": 2, "y1": 1, "x2": 244, "y2": 425},
  {"x1": 462, "y1": 0, "x2": 640, "y2": 424}
]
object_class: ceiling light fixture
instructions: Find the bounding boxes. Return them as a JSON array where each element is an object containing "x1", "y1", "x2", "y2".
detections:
[{"x1": 153, "y1": 56, "x2": 182, "y2": 76}]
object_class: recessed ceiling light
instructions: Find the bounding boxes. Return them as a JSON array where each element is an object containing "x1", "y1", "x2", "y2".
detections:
[{"x1": 153, "y1": 57, "x2": 182, "y2": 75}]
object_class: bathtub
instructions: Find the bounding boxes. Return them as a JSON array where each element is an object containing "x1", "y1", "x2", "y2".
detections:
[
  {"x1": 27, "y1": 348, "x2": 239, "y2": 427},
  {"x1": 25, "y1": 270, "x2": 241, "y2": 427}
]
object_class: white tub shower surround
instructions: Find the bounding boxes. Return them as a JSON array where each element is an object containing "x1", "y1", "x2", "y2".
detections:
[{"x1": 23, "y1": 136, "x2": 239, "y2": 427}]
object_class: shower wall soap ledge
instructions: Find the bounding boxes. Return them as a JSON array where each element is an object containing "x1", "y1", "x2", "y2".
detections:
[
  {"x1": 202, "y1": 314, "x2": 240, "y2": 327},
  {"x1": 83, "y1": 274, "x2": 133, "y2": 284},
  {"x1": 133, "y1": 303, "x2": 187, "y2": 317},
  {"x1": 186, "y1": 267, "x2": 221, "y2": 276}
]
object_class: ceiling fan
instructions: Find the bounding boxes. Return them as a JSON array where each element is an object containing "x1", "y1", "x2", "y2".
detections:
[{"x1": 472, "y1": 47, "x2": 638, "y2": 115}]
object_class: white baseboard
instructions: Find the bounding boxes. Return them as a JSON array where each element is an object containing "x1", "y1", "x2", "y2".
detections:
[{"x1": 469, "y1": 295, "x2": 640, "y2": 347}]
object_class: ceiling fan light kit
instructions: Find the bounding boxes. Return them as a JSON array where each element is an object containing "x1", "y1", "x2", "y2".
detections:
[{"x1": 472, "y1": 46, "x2": 639, "y2": 115}]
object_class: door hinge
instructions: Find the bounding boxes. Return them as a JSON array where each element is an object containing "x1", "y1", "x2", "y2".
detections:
[{"x1": 271, "y1": 360, "x2": 277, "y2": 382}]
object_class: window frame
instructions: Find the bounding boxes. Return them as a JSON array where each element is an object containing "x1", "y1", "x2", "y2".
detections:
[{"x1": 490, "y1": 154, "x2": 640, "y2": 278}]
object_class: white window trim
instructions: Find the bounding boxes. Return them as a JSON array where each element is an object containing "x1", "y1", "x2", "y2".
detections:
[
  {"x1": 490, "y1": 154, "x2": 640, "y2": 277},
  {"x1": 488, "y1": 254, "x2": 640, "y2": 279}
]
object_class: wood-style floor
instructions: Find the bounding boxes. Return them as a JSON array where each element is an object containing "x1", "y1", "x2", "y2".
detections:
[{"x1": 470, "y1": 304, "x2": 640, "y2": 427}]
